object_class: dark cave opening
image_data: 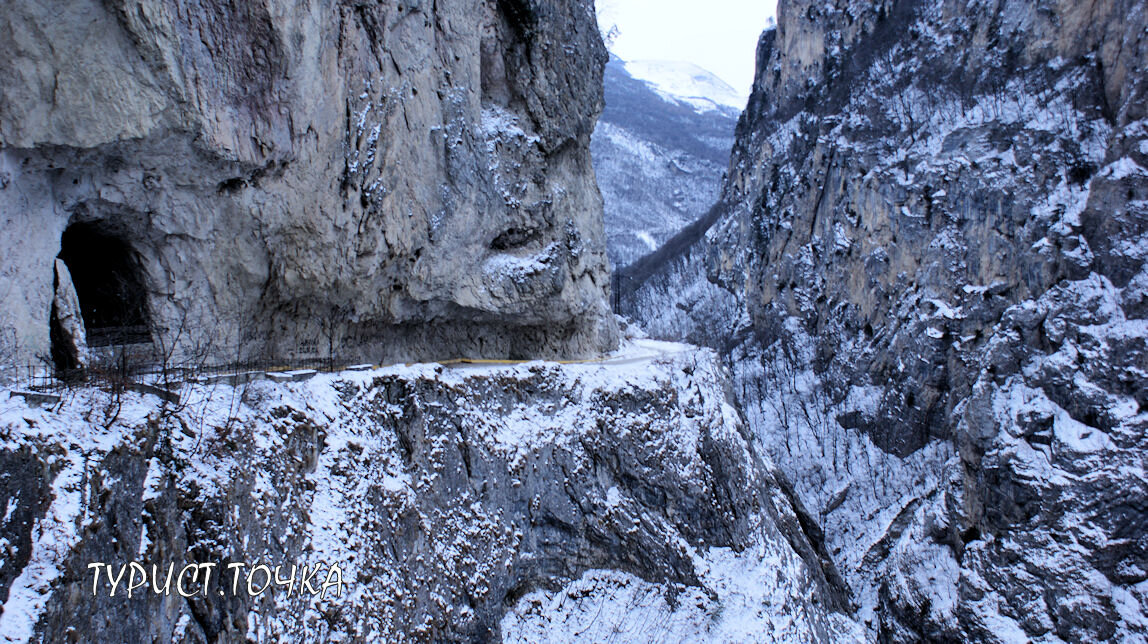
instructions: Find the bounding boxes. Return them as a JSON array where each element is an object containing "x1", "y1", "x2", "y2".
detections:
[{"x1": 56, "y1": 221, "x2": 151, "y2": 349}]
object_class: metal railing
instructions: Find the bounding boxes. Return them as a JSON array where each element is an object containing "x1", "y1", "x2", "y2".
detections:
[{"x1": 4, "y1": 344, "x2": 353, "y2": 400}]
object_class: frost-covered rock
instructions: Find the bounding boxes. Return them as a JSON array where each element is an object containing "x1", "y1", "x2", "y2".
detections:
[
  {"x1": 624, "y1": 0, "x2": 1148, "y2": 640},
  {"x1": 0, "y1": 342, "x2": 851, "y2": 641},
  {"x1": 49, "y1": 259, "x2": 88, "y2": 371}
]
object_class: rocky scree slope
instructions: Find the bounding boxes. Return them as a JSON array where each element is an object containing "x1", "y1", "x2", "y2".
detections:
[
  {"x1": 0, "y1": 345, "x2": 855, "y2": 641},
  {"x1": 622, "y1": 0, "x2": 1148, "y2": 640},
  {"x1": 591, "y1": 57, "x2": 739, "y2": 268},
  {"x1": 0, "y1": 0, "x2": 617, "y2": 367}
]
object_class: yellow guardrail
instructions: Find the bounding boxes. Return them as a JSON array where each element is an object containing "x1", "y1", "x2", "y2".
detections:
[{"x1": 429, "y1": 355, "x2": 613, "y2": 367}]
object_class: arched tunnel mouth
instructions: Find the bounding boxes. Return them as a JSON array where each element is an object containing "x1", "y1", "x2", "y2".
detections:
[{"x1": 56, "y1": 221, "x2": 152, "y2": 350}]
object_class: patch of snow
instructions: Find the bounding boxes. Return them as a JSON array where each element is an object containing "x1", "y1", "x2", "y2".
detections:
[
  {"x1": 623, "y1": 60, "x2": 746, "y2": 113},
  {"x1": 483, "y1": 244, "x2": 557, "y2": 282},
  {"x1": 1101, "y1": 157, "x2": 1147, "y2": 180},
  {"x1": 635, "y1": 230, "x2": 658, "y2": 251},
  {"x1": 502, "y1": 540, "x2": 863, "y2": 642}
]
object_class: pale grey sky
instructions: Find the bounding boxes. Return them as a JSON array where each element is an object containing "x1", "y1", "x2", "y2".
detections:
[{"x1": 596, "y1": 0, "x2": 778, "y2": 98}]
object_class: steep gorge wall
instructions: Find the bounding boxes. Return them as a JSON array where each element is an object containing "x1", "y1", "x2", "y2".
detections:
[
  {"x1": 0, "y1": 347, "x2": 853, "y2": 641},
  {"x1": 626, "y1": 0, "x2": 1148, "y2": 640},
  {"x1": 0, "y1": 0, "x2": 617, "y2": 368},
  {"x1": 714, "y1": 0, "x2": 1146, "y2": 455}
]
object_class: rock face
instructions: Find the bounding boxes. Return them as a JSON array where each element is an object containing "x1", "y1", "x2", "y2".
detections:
[
  {"x1": 0, "y1": 0, "x2": 618, "y2": 367},
  {"x1": 591, "y1": 58, "x2": 739, "y2": 268},
  {"x1": 49, "y1": 259, "x2": 88, "y2": 371},
  {"x1": 624, "y1": 0, "x2": 1148, "y2": 640},
  {"x1": 0, "y1": 344, "x2": 853, "y2": 641}
]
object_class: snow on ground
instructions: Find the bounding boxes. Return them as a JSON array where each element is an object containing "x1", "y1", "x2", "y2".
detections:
[
  {"x1": 729, "y1": 332, "x2": 957, "y2": 631},
  {"x1": 502, "y1": 540, "x2": 865, "y2": 643},
  {"x1": 0, "y1": 339, "x2": 860, "y2": 640},
  {"x1": 0, "y1": 389, "x2": 148, "y2": 643},
  {"x1": 624, "y1": 60, "x2": 746, "y2": 114},
  {"x1": 636, "y1": 230, "x2": 659, "y2": 252}
]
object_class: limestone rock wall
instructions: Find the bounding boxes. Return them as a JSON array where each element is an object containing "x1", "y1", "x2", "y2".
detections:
[
  {"x1": 623, "y1": 0, "x2": 1148, "y2": 639},
  {"x1": 713, "y1": 0, "x2": 1146, "y2": 454},
  {"x1": 0, "y1": 0, "x2": 618, "y2": 367}
]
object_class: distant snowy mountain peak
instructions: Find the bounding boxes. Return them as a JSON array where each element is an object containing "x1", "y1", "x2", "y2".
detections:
[
  {"x1": 593, "y1": 58, "x2": 738, "y2": 268},
  {"x1": 623, "y1": 59, "x2": 746, "y2": 114}
]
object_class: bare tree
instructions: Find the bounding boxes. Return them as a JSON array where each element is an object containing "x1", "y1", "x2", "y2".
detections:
[{"x1": 319, "y1": 304, "x2": 351, "y2": 372}]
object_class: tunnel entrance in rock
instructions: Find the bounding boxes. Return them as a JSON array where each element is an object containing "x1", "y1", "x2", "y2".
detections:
[{"x1": 56, "y1": 221, "x2": 151, "y2": 349}]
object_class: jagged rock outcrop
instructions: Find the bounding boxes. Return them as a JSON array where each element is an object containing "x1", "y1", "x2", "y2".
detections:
[
  {"x1": 48, "y1": 259, "x2": 88, "y2": 371},
  {"x1": 0, "y1": 0, "x2": 617, "y2": 367},
  {"x1": 0, "y1": 344, "x2": 853, "y2": 641},
  {"x1": 591, "y1": 57, "x2": 739, "y2": 268},
  {"x1": 624, "y1": 0, "x2": 1148, "y2": 640}
]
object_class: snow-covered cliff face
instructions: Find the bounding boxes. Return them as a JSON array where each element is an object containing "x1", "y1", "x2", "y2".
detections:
[
  {"x1": 0, "y1": 2, "x2": 874, "y2": 641},
  {"x1": 0, "y1": 0, "x2": 617, "y2": 367},
  {"x1": 624, "y1": 0, "x2": 1148, "y2": 640},
  {"x1": 0, "y1": 343, "x2": 855, "y2": 641},
  {"x1": 592, "y1": 58, "x2": 739, "y2": 268}
]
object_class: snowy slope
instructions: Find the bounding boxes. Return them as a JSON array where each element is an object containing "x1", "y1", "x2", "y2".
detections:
[
  {"x1": 0, "y1": 340, "x2": 854, "y2": 640},
  {"x1": 624, "y1": 60, "x2": 746, "y2": 114},
  {"x1": 593, "y1": 57, "x2": 739, "y2": 268}
]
